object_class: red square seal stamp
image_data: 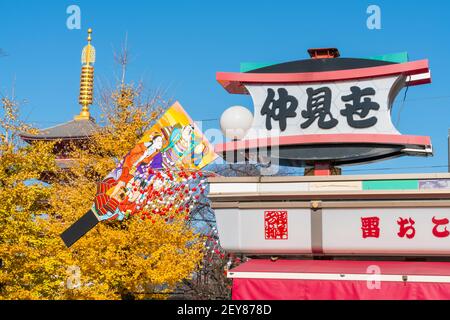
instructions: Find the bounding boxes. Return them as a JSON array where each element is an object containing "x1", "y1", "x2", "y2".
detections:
[{"x1": 264, "y1": 210, "x2": 288, "y2": 240}]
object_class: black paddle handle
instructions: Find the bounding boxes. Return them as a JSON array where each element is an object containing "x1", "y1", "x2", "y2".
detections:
[{"x1": 60, "y1": 209, "x2": 99, "y2": 248}]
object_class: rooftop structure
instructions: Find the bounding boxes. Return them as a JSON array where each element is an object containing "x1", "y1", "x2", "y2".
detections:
[{"x1": 20, "y1": 29, "x2": 99, "y2": 168}]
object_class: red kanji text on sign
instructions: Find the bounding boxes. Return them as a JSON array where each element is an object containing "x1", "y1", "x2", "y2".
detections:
[
  {"x1": 264, "y1": 210, "x2": 288, "y2": 240},
  {"x1": 361, "y1": 216, "x2": 380, "y2": 239},
  {"x1": 397, "y1": 217, "x2": 416, "y2": 239}
]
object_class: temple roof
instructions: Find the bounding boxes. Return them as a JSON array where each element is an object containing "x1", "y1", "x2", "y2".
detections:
[{"x1": 20, "y1": 118, "x2": 98, "y2": 142}]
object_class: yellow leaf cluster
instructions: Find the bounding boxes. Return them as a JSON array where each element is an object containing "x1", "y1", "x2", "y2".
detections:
[{"x1": 0, "y1": 87, "x2": 204, "y2": 300}]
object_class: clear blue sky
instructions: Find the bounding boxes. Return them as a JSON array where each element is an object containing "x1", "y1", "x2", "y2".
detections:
[{"x1": 1, "y1": 0, "x2": 450, "y2": 174}]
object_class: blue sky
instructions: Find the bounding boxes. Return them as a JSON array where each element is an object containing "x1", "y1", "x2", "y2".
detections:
[{"x1": 1, "y1": 0, "x2": 450, "y2": 174}]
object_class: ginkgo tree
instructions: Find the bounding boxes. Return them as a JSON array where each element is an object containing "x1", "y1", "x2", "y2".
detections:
[
  {"x1": 0, "y1": 83, "x2": 206, "y2": 300},
  {"x1": 0, "y1": 95, "x2": 65, "y2": 299}
]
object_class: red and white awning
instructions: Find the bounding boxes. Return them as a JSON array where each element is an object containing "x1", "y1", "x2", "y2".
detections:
[{"x1": 229, "y1": 259, "x2": 450, "y2": 300}]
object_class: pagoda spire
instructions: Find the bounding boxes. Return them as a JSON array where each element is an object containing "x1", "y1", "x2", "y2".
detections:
[{"x1": 75, "y1": 28, "x2": 96, "y2": 121}]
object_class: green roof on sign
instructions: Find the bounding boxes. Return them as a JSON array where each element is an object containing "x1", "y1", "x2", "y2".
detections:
[
  {"x1": 368, "y1": 52, "x2": 409, "y2": 64},
  {"x1": 240, "y1": 52, "x2": 409, "y2": 73},
  {"x1": 240, "y1": 62, "x2": 280, "y2": 73}
]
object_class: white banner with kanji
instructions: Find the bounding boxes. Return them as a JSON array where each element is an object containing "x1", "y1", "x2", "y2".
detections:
[
  {"x1": 214, "y1": 207, "x2": 450, "y2": 255},
  {"x1": 244, "y1": 75, "x2": 403, "y2": 138},
  {"x1": 322, "y1": 208, "x2": 450, "y2": 255}
]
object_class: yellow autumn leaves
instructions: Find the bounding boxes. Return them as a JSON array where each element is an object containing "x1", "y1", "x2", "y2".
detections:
[{"x1": 0, "y1": 86, "x2": 205, "y2": 300}]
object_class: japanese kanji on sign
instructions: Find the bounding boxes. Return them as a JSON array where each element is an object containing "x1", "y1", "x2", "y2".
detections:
[
  {"x1": 216, "y1": 48, "x2": 431, "y2": 167},
  {"x1": 209, "y1": 48, "x2": 450, "y2": 300}
]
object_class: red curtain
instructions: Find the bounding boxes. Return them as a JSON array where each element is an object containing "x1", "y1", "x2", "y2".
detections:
[{"x1": 232, "y1": 278, "x2": 450, "y2": 300}]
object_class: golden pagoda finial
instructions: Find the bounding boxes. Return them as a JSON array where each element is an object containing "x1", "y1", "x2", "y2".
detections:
[
  {"x1": 87, "y1": 28, "x2": 92, "y2": 42},
  {"x1": 75, "y1": 28, "x2": 96, "y2": 121}
]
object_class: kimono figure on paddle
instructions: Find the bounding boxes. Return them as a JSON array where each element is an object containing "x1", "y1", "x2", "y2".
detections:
[
  {"x1": 93, "y1": 134, "x2": 165, "y2": 220},
  {"x1": 119, "y1": 134, "x2": 165, "y2": 214},
  {"x1": 161, "y1": 124, "x2": 207, "y2": 169}
]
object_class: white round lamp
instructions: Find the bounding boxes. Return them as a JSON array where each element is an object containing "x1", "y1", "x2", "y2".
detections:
[{"x1": 220, "y1": 106, "x2": 253, "y2": 140}]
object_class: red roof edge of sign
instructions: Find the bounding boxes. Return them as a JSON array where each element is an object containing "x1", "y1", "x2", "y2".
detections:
[
  {"x1": 214, "y1": 133, "x2": 431, "y2": 154},
  {"x1": 229, "y1": 259, "x2": 450, "y2": 276},
  {"x1": 216, "y1": 59, "x2": 430, "y2": 95}
]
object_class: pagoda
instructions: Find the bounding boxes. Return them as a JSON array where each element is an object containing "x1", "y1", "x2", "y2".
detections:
[{"x1": 20, "y1": 29, "x2": 98, "y2": 169}]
